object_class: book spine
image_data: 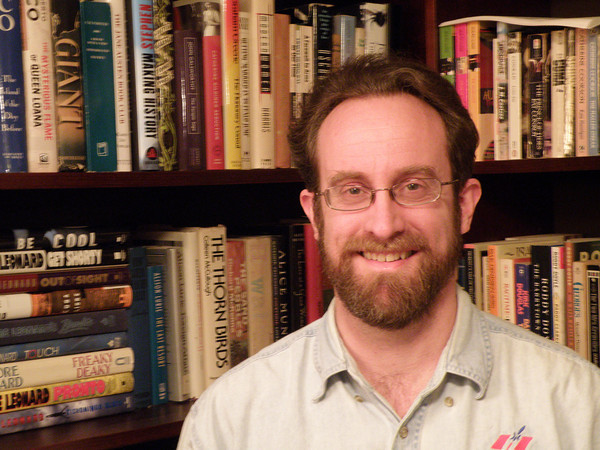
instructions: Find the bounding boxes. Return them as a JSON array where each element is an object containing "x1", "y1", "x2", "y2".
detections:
[
  {"x1": 0, "y1": 372, "x2": 134, "y2": 413},
  {"x1": 303, "y1": 223, "x2": 323, "y2": 324},
  {"x1": 551, "y1": 29, "x2": 567, "y2": 158},
  {"x1": 588, "y1": 28, "x2": 599, "y2": 156},
  {"x1": 203, "y1": 9, "x2": 225, "y2": 170},
  {"x1": 0, "y1": 308, "x2": 128, "y2": 346},
  {"x1": 454, "y1": 22, "x2": 468, "y2": 109},
  {"x1": 551, "y1": 245, "x2": 566, "y2": 345},
  {"x1": 527, "y1": 33, "x2": 548, "y2": 158},
  {"x1": 98, "y1": 0, "x2": 132, "y2": 171},
  {"x1": 241, "y1": 0, "x2": 275, "y2": 169},
  {"x1": 311, "y1": 3, "x2": 333, "y2": 81},
  {"x1": 0, "y1": 331, "x2": 128, "y2": 364},
  {"x1": 0, "y1": 265, "x2": 130, "y2": 295},
  {"x1": 0, "y1": 392, "x2": 134, "y2": 435},
  {"x1": 588, "y1": 266, "x2": 599, "y2": 366},
  {"x1": 563, "y1": 28, "x2": 576, "y2": 157},
  {"x1": 0, "y1": 347, "x2": 134, "y2": 391},
  {"x1": 507, "y1": 31, "x2": 523, "y2": 159},
  {"x1": 3, "y1": 227, "x2": 132, "y2": 251},
  {"x1": 477, "y1": 23, "x2": 495, "y2": 161},
  {"x1": 499, "y1": 258, "x2": 516, "y2": 323},
  {"x1": 535, "y1": 246, "x2": 553, "y2": 340},
  {"x1": 245, "y1": 236, "x2": 274, "y2": 356},
  {"x1": 128, "y1": 0, "x2": 160, "y2": 170},
  {"x1": 239, "y1": 11, "x2": 250, "y2": 169},
  {"x1": 20, "y1": 0, "x2": 59, "y2": 172},
  {"x1": 0, "y1": 285, "x2": 132, "y2": 320},
  {"x1": 515, "y1": 262, "x2": 531, "y2": 329},
  {"x1": 221, "y1": 0, "x2": 242, "y2": 169},
  {"x1": 360, "y1": 2, "x2": 388, "y2": 55},
  {"x1": 198, "y1": 226, "x2": 229, "y2": 387},
  {"x1": 147, "y1": 264, "x2": 168, "y2": 404},
  {"x1": 439, "y1": 24, "x2": 455, "y2": 86},
  {"x1": 51, "y1": 0, "x2": 86, "y2": 171},
  {"x1": 575, "y1": 28, "x2": 589, "y2": 157},
  {"x1": 271, "y1": 234, "x2": 290, "y2": 340},
  {"x1": 572, "y1": 261, "x2": 589, "y2": 360},
  {"x1": 226, "y1": 239, "x2": 248, "y2": 367},
  {"x1": 273, "y1": 13, "x2": 291, "y2": 168},
  {"x1": 289, "y1": 223, "x2": 306, "y2": 331},
  {"x1": 0, "y1": 0, "x2": 27, "y2": 172},
  {"x1": 493, "y1": 26, "x2": 509, "y2": 160},
  {"x1": 289, "y1": 22, "x2": 301, "y2": 126},
  {"x1": 486, "y1": 245, "x2": 498, "y2": 317},
  {"x1": 154, "y1": 0, "x2": 177, "y2": 170}
]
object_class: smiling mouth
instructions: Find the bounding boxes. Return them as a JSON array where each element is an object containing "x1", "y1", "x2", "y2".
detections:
[{"x1": 361, "y1": 251, "x2": 415, "y2": 262}]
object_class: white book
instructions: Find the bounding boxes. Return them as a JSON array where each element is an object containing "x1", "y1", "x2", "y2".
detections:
[
  {"x1": 99, "y1": 0, "x2": 132, "y2": 171},
  {"x1": 494, "y1": 23, "x2": 509, "y2": 160},
  {"x1": 20, "y1": 0, "x2": 59, "y2": 172},
  {"x1": 239, "y1": 11, "x2": 251, "y2": 169},
  {"x1": 551, "y1": 29, "x2": 567, "y2": 158},
  {"x1": 360, "y1": 2, "x2": 389, "y2": 55},
  {"x1": 507, "y1": 31, "x2": 523, "y2": 159},
  {"x1": 239, "y1": 0, "x2": 275, "y2": 169},
  {"x1": 572, "y1": 260, "x2": 591, "y2": 360}
]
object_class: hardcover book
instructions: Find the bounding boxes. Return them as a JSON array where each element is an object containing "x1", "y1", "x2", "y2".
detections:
[
  {"x1": 493, "y1": 22, "x2": 508, "y2": 160},
  {"x1": 226, "y1": 238, "x2": 248, "y2": 367},
  {"x1": 0, "y1": 0, "x2": 27, "y2": 172},
  {"x1": 438, "y1": 24, "x2": 454, "y2": 85},
  {"x1": 146, "y1": 263, "x2": 168, "y2": 404},
  {"x1": 80, "y1": 0, "x2": 118, "y2": 172},
  {"x1": 551, "y1": 28, "x2": 567, "y2": 158}
]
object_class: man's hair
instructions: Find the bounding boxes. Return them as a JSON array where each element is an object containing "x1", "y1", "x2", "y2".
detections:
[{"x1": 288, "y1": 54, "x2": 479, "y2": 194}]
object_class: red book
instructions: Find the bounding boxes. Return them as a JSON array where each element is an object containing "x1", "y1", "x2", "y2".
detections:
[{"x1": 303, "y1": 223, "x2": 324, "y2": 323}]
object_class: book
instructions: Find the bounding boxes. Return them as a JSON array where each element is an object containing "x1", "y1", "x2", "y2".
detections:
[
  {"x1": 20, "y1": 0, "x2": 59, "y2": 172},
  {"x1": 507, "y1": 31, "x2": 523, "y2": 159},
  {"x1": 145, "y1": 245, "x2": 190, "y2": 402},
  {"x1": 273, "y1": 13, "x2": 291, "y2": 168},
  {"x1": 0, "y1": 227, "x2": 131, "y2": 251},
  {"x1": 270, "y1": 233, "x2": 291, "y2": 341},
  {"x1": 438, "y1": 24, "x2": 454, "y2": 85},
  {"x1": 201, "y1": 1, "x2": 225, "y2": 170},
  {"x1": 551, "y1": 244, "x2": 566, "y2": 345},
  {"x1": 138, "y1": 229, "x2": 204, "y2": 398},
  {"x1": 98, "y1": 0, "x2": 132, "y2": 172},
  {"x1": 493, "y1": 24, "x2": 509, "y2": 160},
  {"x1": 588, "y1": 27, "x2": 599, "y2": 156},
  {"x1": 0, "y1": 331, "x2": 128, "y2": 364},
  {"x1": 530, "y1": 244, "x2": 553, "y2": 340},
  {"x1": 499, "y1": 255, "x2": 530, "y2": 324},
  {"x1": 238, "y1": 10, "x2": 250, "y2": 168},
  {"x1": 0, "y1": 392, "x2": 134, "y2": 435},
  {"x1": 515, "y1": 260, "x2": 532, "y2": 329},
  {"x1": 0, "y1": 372, "x2": 134, "y2": 413},
  {"x1": 128, "y1": 0, "x2": 160, "y2": 171},
  {"x1": 190, "y1": 225, "x2": 230, "y2": 388},
  {"x1": 154, "y1": 0, "x2": 178, "y2": 171},
  {"x1": 0, "y1": 264, "x2": 130, "y2": 295},
  {"x1": 226, "y1": 238, "x2": 248, "y2": 367},
  {"x1": 587, "y1": 264, "x2": 600, "y2": 366},
  {"x1": 220, "y1": 0, "x2": 242, "y2": 169},
  {"x1": 0, "y1": 0, "x2": 27, "y2": 172},
  {"x1": 239, "y1": 0, "x2": 275, "y2": 169},
  {"x1": 0, "y1": 347, "x2": 134, "y2": 391},
  {"x1": 146, "y1": 264, "x2": 168, "y2": 404},
  {"x1": 303, "y1": 223, "x2": 323, "y2": 324},
  {"x1": 551, "y1": 28, "x2": 567, "y2": 158},
  {"x1": 172, "y1": 1, "x2": 205, "y2": 170},
  {"x1": 51, "y1": 0, "x2": 86, "y2": 171},
  {"x1": 563, "y1": 27, "x2": 576, "y2": 157},
  {"x1": 575, "y1": 27, "x2": 589, "y2": 157},
  {"x1": 0, "y1": 308, "x2": 128, "y2": 346},
  {"x1": 454, "y1": 22, "x2": 468, "y2": 109},
  {"x1": 359, "y1": 2, "x2": 389, "y2": 55},
  {"x1": 79, "y1": 0, "x2": 119, "y2": 172},
  {"x1": 288, "y1": 222, "x2": 306, "y2": 331},
  {"x1": 526, "y1": 32, "x2": 550, "y2": 158},
  {"x1": 243, "y1": 235, "x2": 274, "y2": 356},
  {"x1": 572, "y1": 260, "x2": 593, "y2": 360},
  {"x1": 0, "y1": 285, "x2": 132, "y2": 320},
  {"x1": 333, "y1": 14, "x2": 356, "y2": 70}
]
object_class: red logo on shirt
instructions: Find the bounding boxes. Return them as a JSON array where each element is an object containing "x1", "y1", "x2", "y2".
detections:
[{"x1": 491, "y1": 426, "x2": 533, "y2": 449}]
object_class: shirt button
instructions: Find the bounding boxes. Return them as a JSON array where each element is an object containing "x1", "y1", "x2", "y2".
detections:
[
  {"x1": 354, "y1": 394, "x2": 364, "y2": 403},
  {"x1": 399, "y1": 426, "x2": 409, "y2": 439},
  {"x1": 444, "y1": 396, "x2": 454, "y2": 407}
]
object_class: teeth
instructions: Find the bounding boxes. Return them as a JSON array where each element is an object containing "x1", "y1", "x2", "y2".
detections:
[{"x1": 362, "y1": 251, "x2": 412, "y2": 262}]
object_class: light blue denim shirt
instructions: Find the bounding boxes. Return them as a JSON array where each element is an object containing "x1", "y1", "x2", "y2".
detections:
[{"x1": 178, "y1": 286, "x2": 600, "y2": 449}]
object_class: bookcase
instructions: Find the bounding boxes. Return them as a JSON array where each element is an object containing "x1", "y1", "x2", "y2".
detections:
[{"x1": 3, "y1": 0, "x2": 600, "y2": 448}]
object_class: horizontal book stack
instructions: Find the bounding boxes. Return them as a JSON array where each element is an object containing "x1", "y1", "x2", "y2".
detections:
[
  {"x1": 0, "y1": 226, "x2": 135, "y2": 435},
  {"x1": 2, "y1": 0, "x2": 392, "y2": 173},
  {"x1": 439, "y1": 15, "x2": 600, "y2": 161},
  {"x1": 460, "y1": 233, "x2": 600, "y2": 367}
]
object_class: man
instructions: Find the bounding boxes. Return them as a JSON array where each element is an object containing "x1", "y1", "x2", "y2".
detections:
[{"x1": 178, "y1": 55, "x2": 600, "y2": 448}]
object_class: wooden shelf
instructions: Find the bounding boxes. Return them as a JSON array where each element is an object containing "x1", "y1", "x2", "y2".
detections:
[
  {"x1": 474, "y1": 155, "x2": 600, "y2": 175},
  {"x1": 0, "y1": 168, "x2": 302, "y2": 190},
  {"x1": 0, "y1": 401, "x2": 193, "y2": 450}
]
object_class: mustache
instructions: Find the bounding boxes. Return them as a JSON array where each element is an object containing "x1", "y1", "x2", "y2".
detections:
[{"x1": 341, "y1": 233, "x2": 430, "y2": 254}]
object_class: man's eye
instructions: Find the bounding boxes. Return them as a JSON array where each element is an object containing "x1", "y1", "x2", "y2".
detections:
[
  {"x1": 346, "y1": 186, "x2": 365, "y2": 195},
  {"x1": 405, "y1": 181, "x2": 426, "y2": 191}
]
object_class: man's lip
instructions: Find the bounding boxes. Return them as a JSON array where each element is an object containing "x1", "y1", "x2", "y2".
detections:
[{"x1": 360, "y1": 250, "x2": 416, "y2": 262}]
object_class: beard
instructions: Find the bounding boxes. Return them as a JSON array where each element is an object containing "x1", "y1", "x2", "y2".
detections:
[{"x1": 316, "y1": 202, "x2": 464, "y2": 330}]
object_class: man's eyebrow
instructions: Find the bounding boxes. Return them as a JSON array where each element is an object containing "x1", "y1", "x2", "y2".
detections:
[{"x1": 327, "y1": 166, "x2": 440, "y2": 187}]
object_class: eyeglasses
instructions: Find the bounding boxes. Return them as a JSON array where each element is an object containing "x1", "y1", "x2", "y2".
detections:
[{"x1": 315, "y1": 178, "x2": 459, "y2": 211}]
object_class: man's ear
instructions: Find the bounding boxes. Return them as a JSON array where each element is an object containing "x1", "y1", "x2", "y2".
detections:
[
  {"x1": 300, "y1": 189, "x2": 319, "y2": 241},
  {"x1": 458, "y1": 178, "x2": 482, "y2": 235}
]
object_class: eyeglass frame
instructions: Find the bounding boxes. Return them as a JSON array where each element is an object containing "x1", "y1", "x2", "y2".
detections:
[{"x1": 314, "y1": 178, "x2": 460, "y2": 211}]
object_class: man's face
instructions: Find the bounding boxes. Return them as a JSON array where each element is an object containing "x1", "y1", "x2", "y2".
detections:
[{"x1": 300, "y1": 94, "x2": 480, "y2": 329}]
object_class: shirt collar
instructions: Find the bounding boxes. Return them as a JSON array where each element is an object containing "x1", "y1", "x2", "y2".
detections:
[{"x1": 311, "y1": 286, "x2": 492, "y2": 401}]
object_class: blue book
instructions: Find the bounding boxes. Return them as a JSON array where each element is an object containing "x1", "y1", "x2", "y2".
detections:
[
  {"x1": 0, "y1": 0, "x2": 27, "y2": 172},
  {"x1": 147, "y1": 263, "x2": 168, "y2": 404},
  {"x1": 80, "y1": 0, "x2": 117, "y2": 171},
  {"x1": 515, "y1": 262, "x2": 532, "y2": 330}
]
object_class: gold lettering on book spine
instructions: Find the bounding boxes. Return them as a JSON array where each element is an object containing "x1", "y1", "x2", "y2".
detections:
[{"x1": 153, "y1": 0, "x2": 177, "y2": 171}]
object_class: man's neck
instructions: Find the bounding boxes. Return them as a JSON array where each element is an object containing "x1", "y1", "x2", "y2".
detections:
[{"x1": 334, "y1": 283, "x2": 458, "y2": 418}]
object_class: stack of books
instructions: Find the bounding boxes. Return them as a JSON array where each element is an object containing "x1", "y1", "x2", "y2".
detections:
[{"x1": 0, "y1": 227, "x2": 135, "y2": 435}]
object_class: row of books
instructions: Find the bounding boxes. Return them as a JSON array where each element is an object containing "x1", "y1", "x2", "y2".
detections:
[
  {"x1": 2, "y1": 0, "x2": 391, "y2": 173},
  {"x1": 0, "y1": 221, "x2": 329, "y2": 434},
  {"x1": 459, "y1": 233, "x2": 600, "y2": 366},
  {"x1": 0, "y1": 227, "x2": 136, "y2": 435},
  {"x1": 438, "y1": 16, "x2": 600, "y2": 161}
]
